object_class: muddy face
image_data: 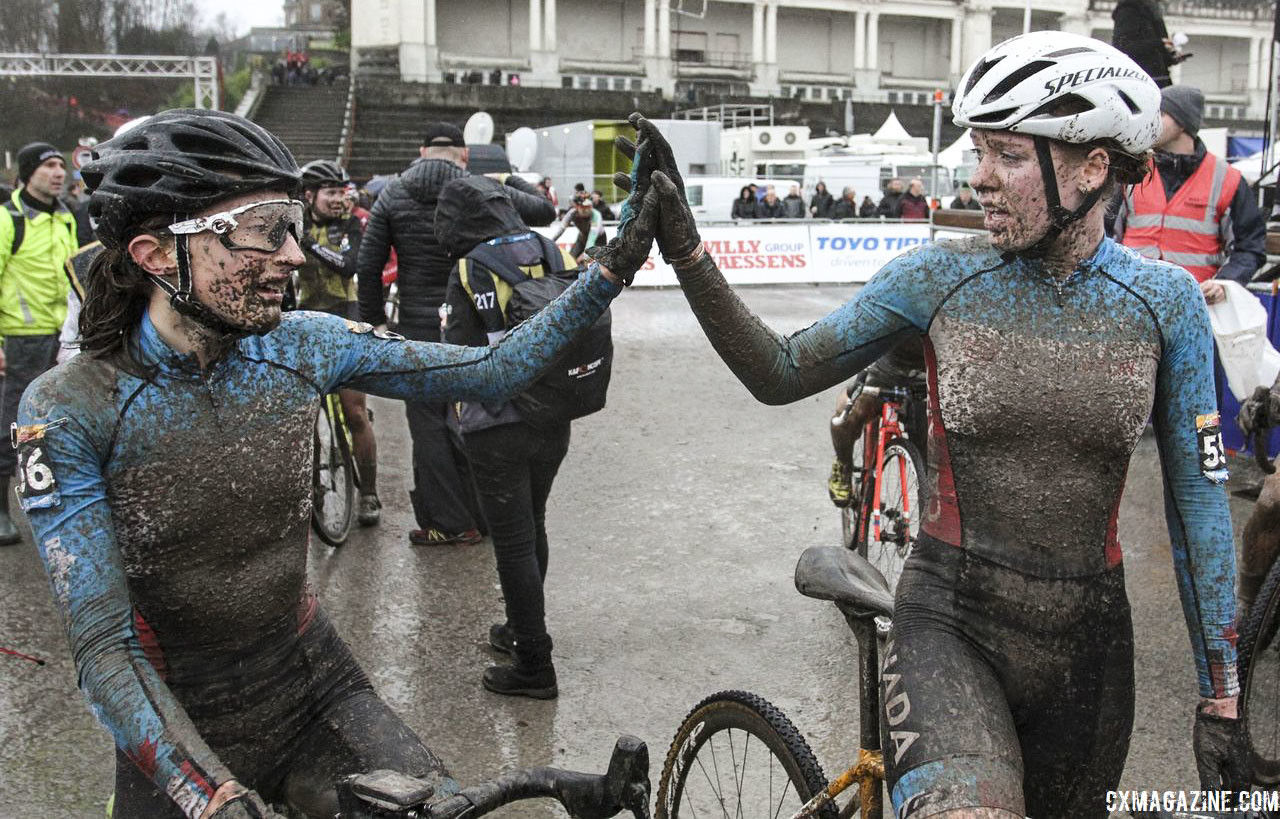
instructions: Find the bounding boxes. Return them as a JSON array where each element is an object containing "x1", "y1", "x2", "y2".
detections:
[{"x1": 186, "y1": 190, "x2": 305, "y2": 334}]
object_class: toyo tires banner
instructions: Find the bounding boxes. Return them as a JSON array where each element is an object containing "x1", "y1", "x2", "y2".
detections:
[{"x1": 537, "y1": 222, "x2": 933, "y2": 287}]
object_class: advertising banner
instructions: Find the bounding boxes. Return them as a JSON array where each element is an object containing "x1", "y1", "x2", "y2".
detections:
[{"x1": 540, "y1": 221, "x2": 933, "y2": 287}]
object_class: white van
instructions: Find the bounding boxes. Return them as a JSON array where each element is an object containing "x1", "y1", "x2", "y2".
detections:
[
  {"x1": 800, "y1": 155, "x2": 954, "y2": 206},
  {"x1": 683, "y1": 176, "x2": 799, "y2": 221}
]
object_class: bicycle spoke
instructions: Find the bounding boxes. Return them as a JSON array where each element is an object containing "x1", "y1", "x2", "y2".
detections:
[
  {"x1": 692, "y1": 754, "x2": 730, "y2": 819},
  {"x1": 772, "y1": 776, "x2": 795, "y2": 819},
  {"x1": 733, "y1": 731, "x2": 750, "y2": 819}
]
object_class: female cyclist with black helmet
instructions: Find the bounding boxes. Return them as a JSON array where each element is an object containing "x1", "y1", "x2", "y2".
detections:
[
  {"x1": 15, "y1": 109, "x2": 658, "y2": 819},
  {"x1": 624, "y1": 32, "x2": 1244, "y2": 817}
]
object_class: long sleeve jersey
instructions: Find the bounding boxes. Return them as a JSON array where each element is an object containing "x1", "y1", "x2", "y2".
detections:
[
  {"x1": 16, "y1": 265, "x2": 620, "y2": 818},
  {"x1": 674, "y1": 235, "x2": 1238, "y2": 699}
]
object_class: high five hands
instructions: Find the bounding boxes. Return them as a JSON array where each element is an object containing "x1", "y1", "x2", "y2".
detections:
[{"x1": 587, "y1": 113, "x2": 706, "y2": 283}]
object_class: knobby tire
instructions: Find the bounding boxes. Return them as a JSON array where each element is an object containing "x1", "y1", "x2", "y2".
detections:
[
  {"x1": 312, "y1": 399, "x2": 356, "y2": 547},
  {"x1": 1241, "y1": 554, "x2": 1280, "y2": 784},
  {"x1": 656, "y1": 690, "x2": 837, "y2": 819}
]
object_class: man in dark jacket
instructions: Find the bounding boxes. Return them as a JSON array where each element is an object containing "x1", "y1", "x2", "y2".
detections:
[
  {"x1": 875, "y1": 178, "x2": 905, "y2": 218},
  {"x1": 756, "y1": 185, "x2": 786, "y2": 219},
  {"x1": 356, "y1": 122, "x2": 556, "y2": 546},
  {"x1": 896, "y1": 178, "x2": 931, "y2": 220},
  {"x1": 949, "y1": 183, "x2": 982, "y2": 210},
  {"x1": 831, "y1": 186, "x2": 858, "y2": 220},
  {"x1": 1111, "y1": 0, "x2": 1178, "y2": 87},
  {"x1": 781, "y1": 184, "x2": 806, "y2": 218}
]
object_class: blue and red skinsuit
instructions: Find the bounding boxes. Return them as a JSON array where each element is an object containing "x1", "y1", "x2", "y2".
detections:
[
  {"x1": 16, "y1": 266, "x2": 620, "y2": 818},
  {"x1": 671, "y1": 235, "x2": 1237, "y2": 814}
]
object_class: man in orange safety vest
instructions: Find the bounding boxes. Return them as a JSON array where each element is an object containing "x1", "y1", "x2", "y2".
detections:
[{"x1": 1112, "y1": 84, "x2": 1266, "y2": 304}]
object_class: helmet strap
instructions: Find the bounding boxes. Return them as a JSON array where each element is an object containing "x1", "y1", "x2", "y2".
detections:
[
  {"x1": 1023, "y1": 136, "x2": 1106, "y2": 258},
  {"x1": 149, "y1": 230, "x2": 251, "y2": 339}
]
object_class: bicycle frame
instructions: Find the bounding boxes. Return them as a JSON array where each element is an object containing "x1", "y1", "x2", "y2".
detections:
[{"x1": 866, "y1": 399, "x2": 912, "y2": 549}]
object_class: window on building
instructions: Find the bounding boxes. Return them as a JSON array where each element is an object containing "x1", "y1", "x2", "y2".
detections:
[
  {"x1": 562, "y1": 76, "x2": 574, "y2": 89},
  {"x1": 310, "y1": 3, "x2": 324, "y2": 22},
  {"x1": 630, "y1": 78, "x2": 642, "y2": 90},
  {"x1": 596, "y1": 76, "x2": 609, "y2": 90},
  {"x1": 577, "y1": 76, "x2": 592, "y2": 89}
]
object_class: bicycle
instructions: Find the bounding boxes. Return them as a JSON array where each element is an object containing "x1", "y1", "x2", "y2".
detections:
[
  {"x1": 338, "y1": 735, "x2": 649, "y2": 818},
  {"x1": 313, "y1": 390, "x2": 358, "y2": 547},
  {"x1": 1241, "y1": 425, "x2": 1280, "y2": 787},
  {"x1": 833, "y1": 374, "x2": 927, "y2": 618},
  {"x1": 656, "y1": 546, "x2": 890, "y2": 819}
]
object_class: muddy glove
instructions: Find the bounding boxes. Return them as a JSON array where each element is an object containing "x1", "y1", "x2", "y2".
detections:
[
  {"x1": 206, "y1": 788, "x2": 287, "y2": 819},
  {"x1": 611, "y1": 114, "x2": 701, "y2": 264},
  {"x1": 585, "y1": 188, "x2": 660, "y2": 285},
  {"x1": 1238, "y1": 384, "x2": 1280, "y2": 438},
  {"x1": 1193, "y1": 707, "x2": 1251, "y2": 790}
]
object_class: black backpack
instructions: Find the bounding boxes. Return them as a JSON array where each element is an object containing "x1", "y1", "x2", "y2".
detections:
[{"x1": 462, "y1": 234, "x2": 612, "y2": 430}]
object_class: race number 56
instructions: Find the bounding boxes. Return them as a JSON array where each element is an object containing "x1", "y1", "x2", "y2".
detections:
[{"x1": 10, "y1": 421, "x2": 63, "y2": 510}]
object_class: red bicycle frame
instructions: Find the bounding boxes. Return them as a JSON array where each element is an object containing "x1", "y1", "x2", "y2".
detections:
[{"x1": 856, "y1": 390, "x2": 915, "y2": 549}]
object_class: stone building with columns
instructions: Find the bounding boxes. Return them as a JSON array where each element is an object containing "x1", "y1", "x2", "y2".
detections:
[{"x1": 351, "y1": 0, "x2": 1275, "y2": 120}]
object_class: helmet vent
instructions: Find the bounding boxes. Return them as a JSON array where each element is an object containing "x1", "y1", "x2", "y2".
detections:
[
  {"x1": 983, "y1": 60, "x2": 1056, "y2": 105},
  {"x1": 117, "y1": 166, "x2": 164, "y2": 189},
  {"x1": 964, "y1": 55, "x2": 1003, "y2": 96},
  {"x1": 969, "y1": 108, "x2": 1019, "y2": 124},
  {"x1": 1044, "y1": 46, "x2": 1094, "y2": 58},
  {"x1": 1116, "y1": 89, "x2": 1140, "y2": 114}
]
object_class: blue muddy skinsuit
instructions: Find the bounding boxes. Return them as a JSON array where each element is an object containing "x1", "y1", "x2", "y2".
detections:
[
  {"x1": 672, "y1": 235, "x2": 1237, "y2": 817},
  {"x1": 16, "y1": 266, "x2": 620, "y2": 818}
]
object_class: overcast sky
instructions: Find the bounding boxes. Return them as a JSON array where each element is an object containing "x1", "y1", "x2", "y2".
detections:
[{"x1": 196, "y1": 0, "x2": 285, "y2": 36}]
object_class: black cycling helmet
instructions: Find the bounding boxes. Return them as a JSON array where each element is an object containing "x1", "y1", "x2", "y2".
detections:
[
  {"x1": 300, "y1": 159, "x2": 350, "y2": 190},
  {"x1": 81, "y1": 109, "x2": 301, "y2": 337},
  {"x1": 82, "y1": 108, "x2": 301, "y2": 251}
]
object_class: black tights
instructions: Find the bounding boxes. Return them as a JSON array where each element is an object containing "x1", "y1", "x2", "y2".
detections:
[{"x1": 464, "y1": 421, "x2": 570, "y2": 642}]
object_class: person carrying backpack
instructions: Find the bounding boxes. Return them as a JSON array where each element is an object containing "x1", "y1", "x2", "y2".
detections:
[{"x1": 436, "y1": 175, "x2": 614, "y2": 699}]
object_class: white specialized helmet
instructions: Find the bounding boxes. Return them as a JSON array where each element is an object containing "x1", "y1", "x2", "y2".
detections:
[{"x1": 953, "y1": 31, "x2": 1161, "y2": 156}]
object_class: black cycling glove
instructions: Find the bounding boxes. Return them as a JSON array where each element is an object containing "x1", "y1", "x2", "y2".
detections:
[
  {"x1": 610, "y1": 115, "x2": 701, "y2": 264},
  {"x1": 1238, "y1": 384, "x2": 1280, "y2": 438},
  {"x1": 1193, "y1": 707, "x2": 1252, "y2": 790},
  {"x1": 585, "y1": 188, "x2": 660, "y2": 285}
]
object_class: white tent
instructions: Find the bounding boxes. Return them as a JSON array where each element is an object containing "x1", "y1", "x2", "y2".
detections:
[
  {"x1": 873, "y1": 111, "x2": 912, "y2": 141},
  {"x1": 1231, "y1": 151, "x2": 1278, "y2": 186},
  {"x1": 936, "y1": 129, "x2": 973, "y2": 170}
]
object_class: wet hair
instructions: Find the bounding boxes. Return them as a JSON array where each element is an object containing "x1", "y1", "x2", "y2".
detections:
[{"x1": 79, "y1": 215, "x2": 171, "y2": 360}]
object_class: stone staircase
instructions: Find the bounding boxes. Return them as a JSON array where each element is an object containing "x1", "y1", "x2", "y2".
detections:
[{"x1": 251, "y1": 78, "x2": 350, "y2": 166}]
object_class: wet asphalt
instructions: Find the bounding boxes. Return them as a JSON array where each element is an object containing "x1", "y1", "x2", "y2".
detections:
[{"x1": 0, "y1": 284, "x2": 1265, "y2": 817}]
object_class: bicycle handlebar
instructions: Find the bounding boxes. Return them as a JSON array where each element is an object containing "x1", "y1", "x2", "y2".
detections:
[{"x1": 338, "y1": 735, "x2": 650, "y2": 819}]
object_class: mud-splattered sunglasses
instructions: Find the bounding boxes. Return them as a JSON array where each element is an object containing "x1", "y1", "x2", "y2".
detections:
[{"x1": 168, "y1": 199, "x2": 304, "y2": 253}]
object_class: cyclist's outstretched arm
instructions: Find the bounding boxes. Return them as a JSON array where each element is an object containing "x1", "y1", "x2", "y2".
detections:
[
  {"x1": 311, "y1": 262, "x2": 622, "y2": 402},
  {"x1": 17, "y1": 385, "x2": 235, "y2": 819},
  {"x1": 1149, "y1": 268, "x2": 1239, "y2": 701},
  {"x1": 667, "y1": 241, "x2": 933, "y2": 405}
]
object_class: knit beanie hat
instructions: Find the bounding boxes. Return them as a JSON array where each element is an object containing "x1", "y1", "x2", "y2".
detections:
[
  {"x1": 1160, "y1": 85, "x2": 1204, "y2": 137},
  {"x1": 17, "y1": 142, "x2": 64, "y2": 184}
]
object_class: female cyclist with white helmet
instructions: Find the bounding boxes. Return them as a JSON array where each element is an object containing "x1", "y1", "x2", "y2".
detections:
[{"x1": 620, "y1": 31, "x2": 1244, "y2": 816}]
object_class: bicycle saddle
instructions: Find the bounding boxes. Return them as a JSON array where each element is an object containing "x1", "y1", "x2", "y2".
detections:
[{"x1": 794, "y1": 546, "x2": 894, "y2": 619}]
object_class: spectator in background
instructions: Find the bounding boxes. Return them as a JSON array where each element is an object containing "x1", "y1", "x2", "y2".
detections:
[
  {"x1": 757, "y1": 185, "x2": 786, "y2": 219},
  {"x1": 590, "y1": 189, "x2": 615, "y2": 220},
  {"x1": 949, "y1": 183, "x2": 982, "y2": 211},
  {"x1": 832, "y1": 186, "x2": 859, "y2": 220},
  {"x1": 549, "y1": 192, "x2": 606, "y2": 262},
  {"x1": 541, "y1": 176, "x2": 559, "y2": 208},
  {"x1": 896, "y1": 178, "x2": 931, "y2": 220},
  {"x1": 1111, "y1": 0, "x2": 1178, "y2": 87},
  {"x1": 731, "y1": 185, "x2": 757, "y2": 219},
  {"x1": 859, "y1": 195, "x2": 877, "y2": 218},
  {"x1": 1112, "y1": 84, "x2": 1265, "y2": 301},
  {"x1": 782, "y1": 184, "x2": 806, "y2": 218},
  {"x1": 573, "y1": 182, "x2": 586, "y2": 195},
  {"x1": 809, "y1": 181, "x2": 835, "y2": 218},
  {"x1": 356, "y1": 122, "x2": 556, "y2": 546},
  {"x1": 0, "y1": 143, "x2": 77, "y2": 544},
  {"x1": 876, "y1": 177, "x2": 905, "y2": 218}
]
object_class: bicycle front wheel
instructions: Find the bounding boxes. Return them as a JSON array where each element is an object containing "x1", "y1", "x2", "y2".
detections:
[
  {"x1": 312, "y1": 401, "x2": 356, "y2": 547},
  {"x1": 657, "y1": 690, "x2": 836, "y2": 819},
  {"x1": 840, "y1": 433, "x2": 867, "y2": 551},
  {"x1": 860, "y1": 437, "x2": 924, "y2": 598},
  {"x1": 1241, "y1": 557, "x2": 1280, "y2": 784}
]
